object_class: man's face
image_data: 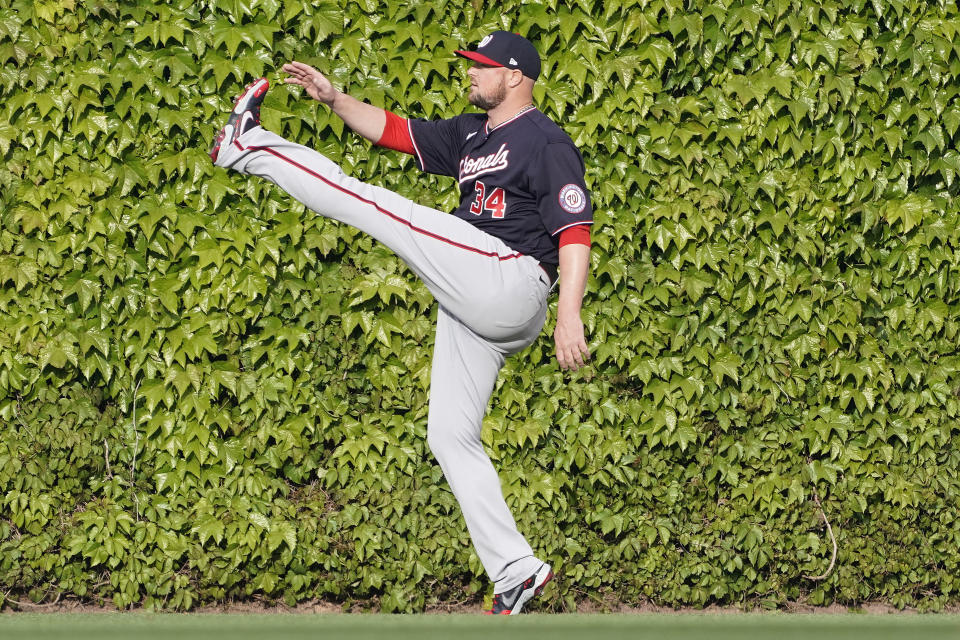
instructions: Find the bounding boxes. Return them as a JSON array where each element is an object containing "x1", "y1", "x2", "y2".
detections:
[{"x1": 467, "y1": 63, "x2": 508, "y2": 110}]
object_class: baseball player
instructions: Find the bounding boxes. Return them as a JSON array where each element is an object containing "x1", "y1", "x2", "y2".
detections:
[{"x1": 209, "y1": 31, "x2": 593, "y2": 614}]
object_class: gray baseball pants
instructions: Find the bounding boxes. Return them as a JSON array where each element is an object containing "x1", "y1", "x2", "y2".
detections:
[{"x1": 215, "y1": 126, "x2": 549, "y2": 592}]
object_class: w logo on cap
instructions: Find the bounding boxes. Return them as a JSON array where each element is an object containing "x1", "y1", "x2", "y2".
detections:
[{"x1": 455, "y1": 31, "x2": 542, "y2": 80}]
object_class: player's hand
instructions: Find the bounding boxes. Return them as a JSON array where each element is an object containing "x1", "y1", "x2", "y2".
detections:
[
  {"x1": 282, "y1": 61, "x2": 338, "y2": 106},
  {"x1": 554, "y1": 313, "x2": 590, "y2": 371}
]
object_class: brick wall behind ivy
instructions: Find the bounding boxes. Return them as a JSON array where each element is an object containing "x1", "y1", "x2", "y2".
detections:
[{"x1": 2, "y1": 0, "x2": 959, "y2": 612}]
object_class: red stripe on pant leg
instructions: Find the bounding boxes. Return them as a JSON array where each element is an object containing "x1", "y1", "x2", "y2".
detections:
[{"x1": 237, "y1": 141, "x2": 523, "y2": 262}]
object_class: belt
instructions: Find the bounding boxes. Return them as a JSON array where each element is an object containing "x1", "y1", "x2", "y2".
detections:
[{"x1": 539, "y1": 262, "x2": 558, "y2": 286}]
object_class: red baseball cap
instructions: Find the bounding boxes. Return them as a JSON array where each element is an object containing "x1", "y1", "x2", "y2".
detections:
[{"x1": 455, "y1": 31, "x2": 541, "y2": 80}]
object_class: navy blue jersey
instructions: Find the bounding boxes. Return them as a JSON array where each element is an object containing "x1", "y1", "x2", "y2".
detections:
[{"x1": 409, "y1": 109, "x2": 592, "y2": 266}]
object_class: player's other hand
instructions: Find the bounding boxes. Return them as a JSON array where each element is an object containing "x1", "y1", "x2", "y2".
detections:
[
  {"x1": 282, "y1": 61, "x2": 338, "y2": 106},
  {"x1": 554, "y1": 314, "x2": 590, "y2": 371}
]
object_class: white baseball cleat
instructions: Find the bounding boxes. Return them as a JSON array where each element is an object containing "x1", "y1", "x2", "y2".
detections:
[
  {"x1": 209, "y1": 77, "x2": 269, "y2": 162},
  {"x1": 485, "y1": 563, "x2": 554, "y2": 615}
]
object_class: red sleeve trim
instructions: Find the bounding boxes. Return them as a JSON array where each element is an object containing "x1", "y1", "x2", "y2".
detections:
[
  {"x1": 559, "y1": 224, "x2": 591, "y2": 248},
  {"x1": 376, "y1": 110, "x2": 415, "y2": 155}
]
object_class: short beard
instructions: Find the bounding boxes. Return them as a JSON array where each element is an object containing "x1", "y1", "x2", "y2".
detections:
[{"x1": 469, "y1": 80, "x2": 506, "y2": 111}]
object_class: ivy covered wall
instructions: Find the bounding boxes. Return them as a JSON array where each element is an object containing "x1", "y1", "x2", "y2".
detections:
[{"x1": 2, "y1": 0, "x2": 959, "y2": 611}]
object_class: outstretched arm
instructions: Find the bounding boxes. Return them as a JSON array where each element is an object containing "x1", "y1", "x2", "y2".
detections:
[
  {"x1": 282, "y1": 61, "x2": 386, "y2": 143},
  {"x1": 554, "y1": 242, "x2": 591, "y2": 371}
]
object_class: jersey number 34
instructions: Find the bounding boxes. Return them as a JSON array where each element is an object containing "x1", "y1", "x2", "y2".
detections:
[{"x1": 470, "y1": 181, "x2": 506, "y2": 219}]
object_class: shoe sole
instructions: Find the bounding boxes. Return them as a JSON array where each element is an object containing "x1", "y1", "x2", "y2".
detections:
[
  {"x1": 233, "y1": 78, "x2": 269, "y2": 115},
  {"x1": 510, "y1": 563, "x2": 553, "y2": 615}
]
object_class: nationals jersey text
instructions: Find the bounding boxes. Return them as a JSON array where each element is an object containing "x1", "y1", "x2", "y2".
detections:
[{"x1": 409, "y1": 109, "x2": 592, "y2": 266}]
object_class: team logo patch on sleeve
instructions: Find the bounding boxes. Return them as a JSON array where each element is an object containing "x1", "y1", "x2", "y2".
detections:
[{"x1": 559, "y1": 184, "x2": 587, "y2": 214}]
